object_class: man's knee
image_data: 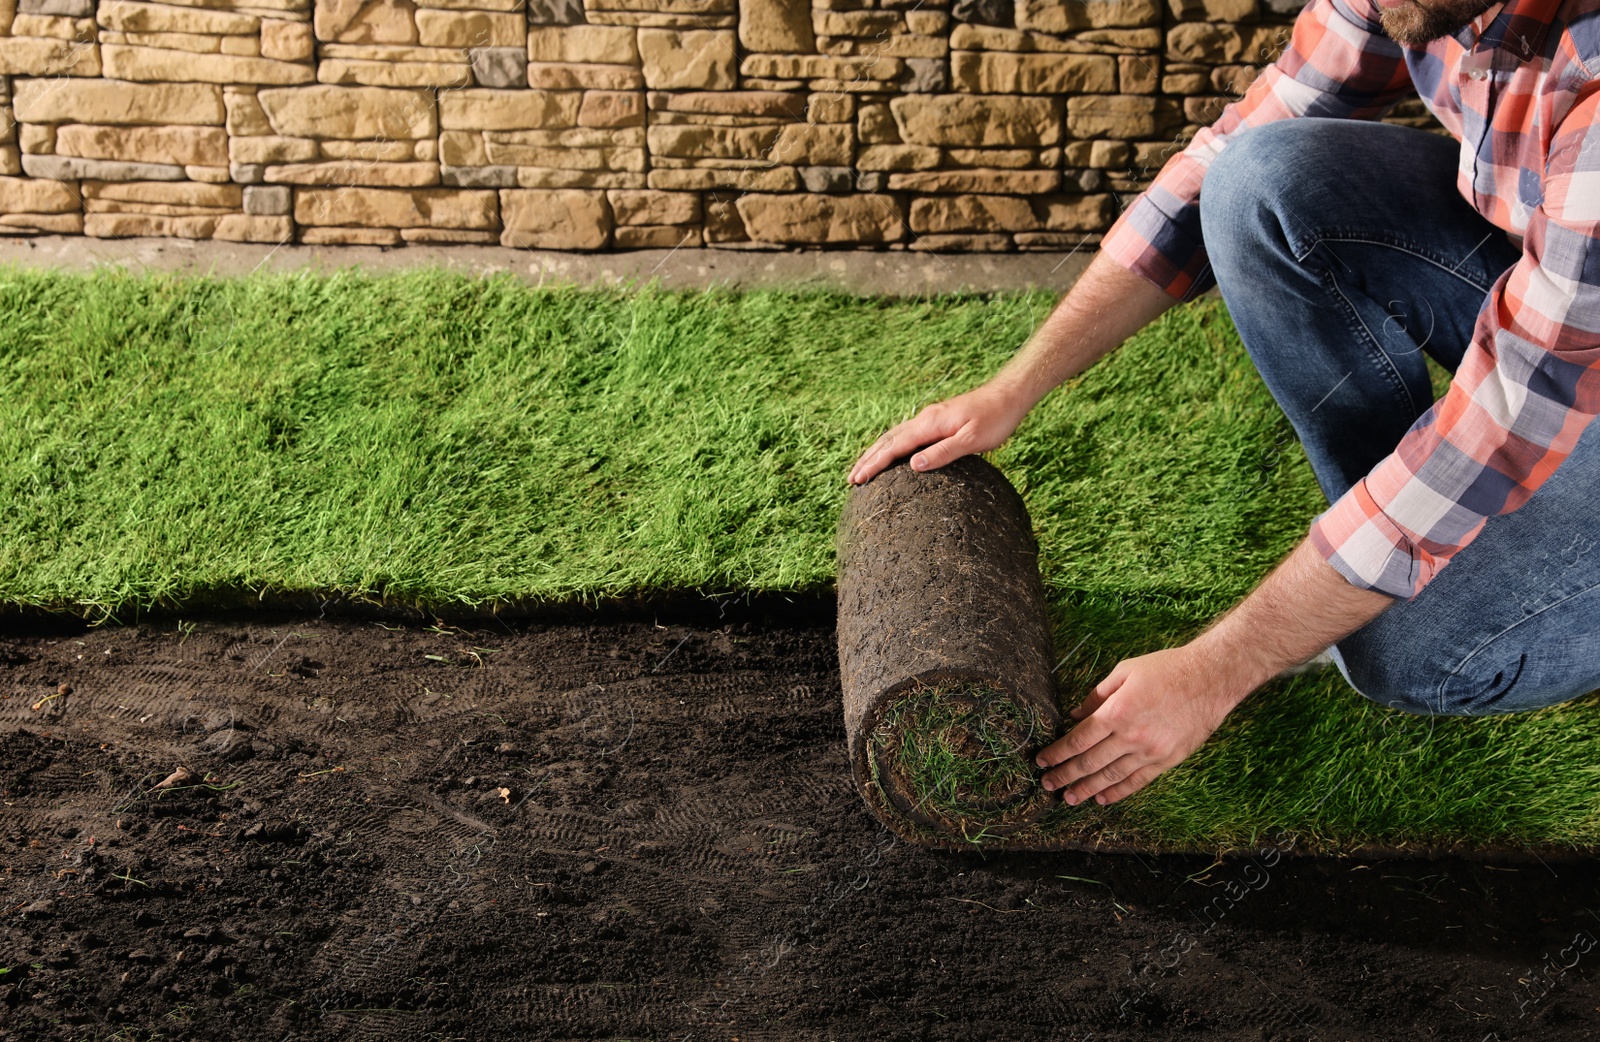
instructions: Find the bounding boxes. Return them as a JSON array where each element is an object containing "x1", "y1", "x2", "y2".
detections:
[
  {"x1": 1335, "y1": 632, "x2": 1536, "y2": 717},
  {"x1": 1198, "y1": 121, "x2": 1315, "y2": 264}
]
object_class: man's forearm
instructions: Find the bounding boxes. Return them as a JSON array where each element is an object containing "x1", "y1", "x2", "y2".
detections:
[
  {"x1": 1189, "y1": 536, "x2": 1396, "y2": 709},
  {"x1": 989, "y1": 249, "x2": 1181, "y2": 411}
]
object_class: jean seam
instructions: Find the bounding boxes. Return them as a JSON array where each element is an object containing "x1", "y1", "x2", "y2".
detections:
[
  {"x1": 1436, "y1": 574, "x2": 1600, "y2": 712},
  {"x1": 1300, "y1": 231, "x2": 1507, "y2": 296},
  {"x1": 1318, "y1": 258, "x2": 1422, "y2": 419}
]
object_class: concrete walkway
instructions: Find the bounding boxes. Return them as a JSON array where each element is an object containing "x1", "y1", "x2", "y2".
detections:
[{"x1": 0, "y1": 234, "x2": 1170, "y2": 297}]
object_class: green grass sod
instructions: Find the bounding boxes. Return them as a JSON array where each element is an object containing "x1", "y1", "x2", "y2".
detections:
[{"x1": 3, "y1": 263, "x2": 1597, "y2": 854}]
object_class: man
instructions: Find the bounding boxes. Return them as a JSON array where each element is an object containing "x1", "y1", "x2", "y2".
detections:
[{"x1": 847, "y1": 0, "x2": 1600, "y2": 809}]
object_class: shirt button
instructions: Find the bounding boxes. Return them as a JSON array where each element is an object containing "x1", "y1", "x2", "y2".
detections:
[{"x1": 1468, "y1": 69, "x2": 1488, "y2": 80}]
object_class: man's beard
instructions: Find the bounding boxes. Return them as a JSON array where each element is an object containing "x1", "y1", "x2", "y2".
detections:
[{"x1": 1377, "y1": 0, "x2": 1502, "y2": 47}]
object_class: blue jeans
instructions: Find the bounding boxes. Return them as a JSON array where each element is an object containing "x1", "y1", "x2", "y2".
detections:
[{"x1": 1199, "y1": 116, "x2": 1600, "y2": 717}]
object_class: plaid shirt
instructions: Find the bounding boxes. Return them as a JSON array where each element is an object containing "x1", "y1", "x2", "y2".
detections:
[{"x1": 1100, "y1": 0, "x2": 1600, "y2": 600}]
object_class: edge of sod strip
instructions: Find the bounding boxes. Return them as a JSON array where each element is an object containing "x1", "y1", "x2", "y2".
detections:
[{"x1": 6, "y1": 264, "x2": 1600, "y2": 857}]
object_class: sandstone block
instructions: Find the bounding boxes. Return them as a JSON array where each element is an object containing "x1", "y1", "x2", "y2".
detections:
[
  {"x1": 639, "y1": 29, "x2": 736, "y2": 89},
  {"x1": 1066, "y1": 95, "x2": 1182, "y2": 139},
  {"x1": 319, "y1": 136, "x2": 424, "y2": 160},
  {"x1": 813, "y1": 8, "x2": 899, "y2": 35},
  {"x1": 243, "y1": 183, "x2": 291, "y2": 214},
  {"x1": 230, "y1": 162, "x2": 265, "y2": 181},
  {"x1": 501, "y1": 187, "x2": 610, "y2": 248},
  {"x1": 439, "y1": 129, "x2": 486, "y2": 165},
  {"x1": 484, "y1": 140, "x2": 644, "y2": 170},
  {"x1": 1167, "y1": 22, "x2": 1284, "y2": 63},
  {"x1": 771, "y1": 122, "x2": 851, "y2": 166},
  {"x1": 261, "y1": 20, "x2": 315, "y2": 61},
  {"x1": 230, "y1": 132, "x2": 316, "y2": 163},
  {"x1": 215, "y1": 213, "x2": 293, "y2": 242},
  {"x1": 799, "y1": 165, "x2": 850, "y2": 191},
  {"x1": 86, "y1": 212, "x2": 219, "y2": 237},
  {"x1": 527, "y1": 0, "x2": 584, "y2": 23},
  {"x1": 902, "y1": 57, "x2": 948, "y2": 92},
  {"x1": 315, "y1": 0, "x2": 419, "y2": 44},
  {"x1": 648, "y1": 123, "x2": 780, "y2": 160},
  {"x1": 400, "y1": 227, "x2": 498, "y2": 243},
  {"x1": 440, "y1": 88, "x2": 578, "y2": 130},
  {"x1": 1015, "y1": 0, "x2": 1160, "y2": 30},
  {"x1": 97, "y1": 3, "x2": 258, "y2": 34},
  {"x1": 890, "y1": 94, "x2": 1061, "y2": 147},
  {"x1": 259, "y1": 84, "x2": 436, "y2": 137},
  {"x1": 736, "y1": 192, "x2": 903, "y2": 243},
  {"x1": 855, "y1": 143, "x2": 938, "y2": 171},
  {"x1": 1186, "y1": 95, "x2": 1231, "y2": 124},
  {"x1": 1161, "y1": 69, "x2": 1210, "y2": 94},
  {"x1": 908, "y1": 233, "x2": 1012, "y2": 252},
  {"x1": 647, "y1": 90, "x2": 806, "y2": 118},
  {"x1": 19, "y1": 125, "x2": 53, "y2": 154},
  {"x1": 945, "y1": 147, "x2": 1034, "y2": 168},
  {"x1": 909, "y1": 193, "x2": 1036, "y2": 233},
  {"x1": 647, "y1": 166, "x2": 796, "y2": 190},
  {"x1": 12, "y1": 12, "x2": 100, "y2": 39},
  {"x1": 527, "y1": 24, "x2": 637, "y2": 64},
  {"x1": 102, "y1": 44, "x2": 315, "y2": 84},
  {"x1": 808, "y1": 92, "x2": 853, "y2": 123},
  {"x1": 470, "y1": 46, "x2": 525, "y2": 87},
  {"x1": 0, "y1": 212, "x2": 84, "y2": 232},
  {"x1": 949, "y1": 51, "x2": 1115, "y2": 93},
  {"x1": 614, "y1": 224, "x2": 698, "y2": 248},
  {"x1": 300, "y1": 225, "x2": 402, "y2": 244},
  {"x1": 187, "y1": 164, "x2": 232, "y2": 183},
  {"x1": 21, "y1": 0, "x2": 93, "y2": 15},
  {"x1": 857, "y1": 102, "x2": 899, "y2": 144},
  {"x1": 578, "y1": 90, "x2": 644, "y2": 127},
  {"x1": 1036, "y1": 192, "x2": 1115, "y2": 230},
  {"x1": 905, "y1": 10, "x2": 948, "y2": 33},
  {"x1": 440, "y1": 164, "x2": 515, "y2": 187},
  {"x1": 887, "y1": 168, "x2": 1059, "y2": 193},
  {"x1": 0, "y1": 173, "x2": 78, "y2": 211},
  {"x1": 526, "y1": 61, "x2": 644, "y2": 90},
  {"x1": 1167, "y1": 0, "x2": 1258, "y2": 19},
  {"x1": 1211, "y1": 64, "x2": 1260, "y2": 94},
  {"x1": 740, "y1": 52, "x2": 899, "y2": 81},
  {"x1": 515, "y1": 168, "x2": 645, "y2": 188},
  {"x1": 1089, "y1": 140, "x2": 1129, "y2": 167},
  {"x1": 607, "y1": 188, "x2": 698, "y2": 225},
  {"x1": 1015, "y1": 231, "x2": 1103, "y2": 248},
  {"x1": 83, "y1": 181, "x2": 241, "y2": 207},
  {"x1": 319, "y1": 57, "x2": 471, "y2": 86},
  {"x1": 225, "y1": 91, "x2": 275, "y2": 135},
  {"x1": 0, "y1": 36, "x2": 99, "y2": 76},
  {"x1": 55, "y1": 124, "x2": 228, "y2": 166},
  {"x1": 738, "y1": 0, "x2": 812, "y2": 52},
  {"x1": 295, "y1": 185, "x2": 495, "y2": 227},
  {"x1": 263, "y1": 159, "x2": 438, "y2": 184},
  {"x1": 23, "y1": 153, "x2": 185, "y2": 179},
  {"x1": 1119, "y1": 53, "x2": 1157, "y2": 93},
  {"x1": 415, "y1": 8, "x2": 518, "y2": 46}
]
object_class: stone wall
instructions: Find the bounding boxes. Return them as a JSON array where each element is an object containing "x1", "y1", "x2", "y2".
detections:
[{"x1": 0, "y1": 0, "x2": 1441, "y2": 250}]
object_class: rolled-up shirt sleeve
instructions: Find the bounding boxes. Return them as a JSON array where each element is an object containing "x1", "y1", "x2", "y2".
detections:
[
  {"x1": 1308, "y1": 80, "x2": 1600, "y2": 599},
  {"x1": 1099, "y1": 0, "x2": 1415, "y2": 302}
]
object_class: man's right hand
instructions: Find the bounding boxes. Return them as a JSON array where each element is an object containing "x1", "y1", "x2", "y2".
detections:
[{"x1": 846, "y1": 382, "x2": 1032, "y2": 485}]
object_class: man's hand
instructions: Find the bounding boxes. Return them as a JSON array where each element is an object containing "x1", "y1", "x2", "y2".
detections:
[
  {"x1": 847, "y1": 382, "x2": 1030, "y2": 486},
  {"x1": 1035, "y1": 644, "x2": 1247, "y2": 807},
  {"x1": 1035, "y1": 537, "x2": 1397, "y2": 807}
]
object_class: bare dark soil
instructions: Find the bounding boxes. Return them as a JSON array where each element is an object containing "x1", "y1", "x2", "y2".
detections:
[{"x1": 2, "y1": 610, "x2": 1599, "y2": 1042}]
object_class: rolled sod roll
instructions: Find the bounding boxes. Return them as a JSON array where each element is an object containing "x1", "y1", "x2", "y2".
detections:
[{"x1": 837, "y1": 455, "x2": 1063, "y2": 846}]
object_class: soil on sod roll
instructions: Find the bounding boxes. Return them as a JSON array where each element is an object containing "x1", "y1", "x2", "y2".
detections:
[
  {"x1": 3, "y1": 612, "x2": 1600, "y2": 1042},
  {"x1": 838, "y1": 456, "x2": 1064, "y2": 848}
]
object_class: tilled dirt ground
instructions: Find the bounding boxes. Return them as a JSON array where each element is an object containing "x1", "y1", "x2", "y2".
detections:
[{"x1": 2, "y1": 610, "x2": 1598, "y2": 1042}]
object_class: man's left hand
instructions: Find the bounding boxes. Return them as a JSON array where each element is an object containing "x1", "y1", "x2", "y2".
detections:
[{"x1": 1035, "y1": 644, "x2": 1248, "y2": 807}]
